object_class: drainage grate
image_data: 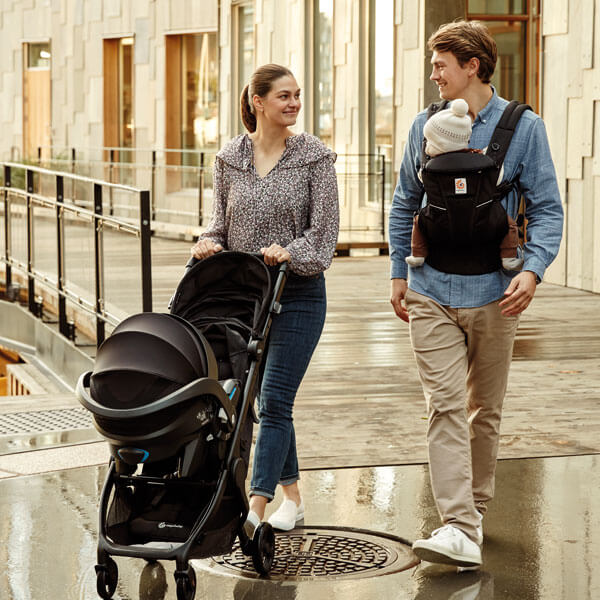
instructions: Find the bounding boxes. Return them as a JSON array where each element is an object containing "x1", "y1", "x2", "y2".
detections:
[
  {"x1": 208, "y1": 526, "x2": 418, "y2": 581},
  {"x1": 0, "y1": 407, "x2": 93, "y2": 435}
]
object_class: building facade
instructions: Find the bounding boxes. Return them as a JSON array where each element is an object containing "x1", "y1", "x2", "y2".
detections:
[{"x1": 0, "y1": 0, "x2": 596, "y2": 290}]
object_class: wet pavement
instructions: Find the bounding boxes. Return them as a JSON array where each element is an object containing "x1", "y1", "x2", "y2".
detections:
[
  {"x1": 1, "y1": 454, "x2": 599, "y2": 599},
  {"x1": 2, "y1": 256, "x2": 600, "y2": 599}
]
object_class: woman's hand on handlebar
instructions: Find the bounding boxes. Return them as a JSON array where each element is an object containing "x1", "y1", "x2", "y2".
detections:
[
  {"x1": 191, "y1": 239, "x2": 223, "y2": 260},
  {"x1": 261, "y1": 244, "x2": 291, "y2": 266}
]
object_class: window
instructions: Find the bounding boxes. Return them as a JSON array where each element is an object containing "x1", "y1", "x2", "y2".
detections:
[
  {"x1": 103, "y1": 37, "x2": 134, "y2": 152},
  {"x1": 180, "y1": 33, "x2": 219, "y2": 151},
  {"x1": 165, "y1": 33, "x2": 218, "y2": 190},
  {"x1": 372, "y1": 0, "x2": 394, "y2": 152},
  {"x1": 467, "y1": 0, "x2": 540, "y2": 110},
  {"x1": 118, "y1": 38, "x2": 134, "y2": 150},
  {"x1": 234, "y1": 3, "x2": 255, "y2": 134},
  {"x1": 27, "y1": 43, "x2": 51, "y2": 69},
  {"x1": 468, "y1": 0, "x2": 526, "y2": 15},
  {"x1": 314, "y1": 0, "x2": 333, "y2": 146},
  {"x1": 23, "y1": 42, "x2": 51, "y2": 158},
  {"x1": 367, "y1": 0, "x2": 394, "y2": 210}
]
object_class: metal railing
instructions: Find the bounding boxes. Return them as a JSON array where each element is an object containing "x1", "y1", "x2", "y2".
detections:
[
  {"x1": 1, "y1": 162, "x2": 152, "y2": 347},
  {"x1": 35, "y1": 146, "x2": 214, "y2": 229},
  {"x1": 33, "y1": 145, "x2": 389, "y2": 239}
]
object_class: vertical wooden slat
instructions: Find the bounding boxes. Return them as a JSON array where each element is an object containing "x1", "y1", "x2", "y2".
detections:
[
  {"x1": 23, "y1": 43, "x2": 52, "y2": 160},
  {"x1": 165, "y1": 35, "x2": 182, "y2": 156},
  {"x1": 165, "y1": 35, "x2": 182, "y2": 193}
]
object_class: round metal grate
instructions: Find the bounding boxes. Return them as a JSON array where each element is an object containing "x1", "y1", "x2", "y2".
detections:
[
  {"x1": 207, "y1": 526, "x2": 418, "y2": 581},
  {"x1": 0, "y1": 407, "x2": 93, "y2": 435}
]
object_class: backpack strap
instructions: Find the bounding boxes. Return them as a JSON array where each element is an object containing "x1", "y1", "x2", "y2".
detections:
[
  {"x1": 486, "y1": 101, "x2": 532, "y2": 167},
  {"x1": 421, "y1": 100, "x2": 450, "y2": 166},
  {"x1": 486, "y1": 101, "x2": 531, "y2": 198}
]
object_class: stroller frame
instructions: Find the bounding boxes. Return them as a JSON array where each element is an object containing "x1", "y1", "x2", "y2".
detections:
[{"x1": 77, "y1": 256, "x2": 288, "y2": 600}]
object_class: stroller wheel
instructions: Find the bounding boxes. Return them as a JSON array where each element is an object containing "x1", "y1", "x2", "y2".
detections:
[
  {"x1": 252, "y1": 522, "x2": 275, "y2": 575},
  {"x1": 95, "y1": 557, "x2": 118, "y2": 599},
  {"x1": 175, "y1": 565, "x2": 197, "y2": 600}
]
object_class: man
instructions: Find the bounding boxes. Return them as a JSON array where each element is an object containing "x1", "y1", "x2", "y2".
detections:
[{"x1": 389, "y1": 20, "x2": 563, "y2": 568}]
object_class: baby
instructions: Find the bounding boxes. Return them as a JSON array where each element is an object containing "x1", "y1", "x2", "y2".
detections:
[{"x1": 406, "y1": 98, "x2": 523, "y2": 271}]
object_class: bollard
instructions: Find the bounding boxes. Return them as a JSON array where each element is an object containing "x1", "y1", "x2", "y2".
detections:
[
  {"x1": 66, "y1": 320, "x2": 76, "y2": 342},
  {"x1": 6, "y1": 283, "x2": 21, "y2": 302}
]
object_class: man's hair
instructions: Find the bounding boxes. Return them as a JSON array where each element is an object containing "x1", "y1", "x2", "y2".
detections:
[{"x1": 428, "y1": 20, "x2": 497, "y2": 84}]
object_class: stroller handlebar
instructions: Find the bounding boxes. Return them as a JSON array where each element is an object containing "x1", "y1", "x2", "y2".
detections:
[{"x1": 185, "y1": 252, "x2": 289, "y2": 274}]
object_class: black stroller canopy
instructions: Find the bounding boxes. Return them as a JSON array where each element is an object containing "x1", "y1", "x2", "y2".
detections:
[
  {"x1": 169, "y1": 252, "x2": 272, "y2": 336},
  {"x1": 109, "y1": 312, "x2": 211, "y2": 377},
  {"x1": 90, "y1": 313, "x2": 217, "y2": 409}
]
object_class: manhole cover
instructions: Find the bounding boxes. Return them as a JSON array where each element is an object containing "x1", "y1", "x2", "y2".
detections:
[
  {"x1": 0, "y1": 407, "x2": 93, "y2": 435},
  {"x1": 205, "y1": 526, "x2": 418, "y2": 581}
]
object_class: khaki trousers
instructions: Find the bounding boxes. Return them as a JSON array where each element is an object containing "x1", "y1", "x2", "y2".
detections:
[{"x1": 405, "y1": 288, "x2": 519, "y2": 542}]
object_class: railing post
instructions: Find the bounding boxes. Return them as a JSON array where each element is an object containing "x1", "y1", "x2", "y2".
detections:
[
  {"x1": 139, "y1": 190, "x2": 152, "y2": 313},
  {"x1": 93, "y1": 183, "x2": 106, "y2": 346},
  {"x1": 26, "y1": 169, "x2": 36, "y2": 314},
  {"x1": 380, "y1": 153, "x2": 386, "y2": 239},
  {"x1": 151, "y1": 150, "x2": 157, "y2": 221},
  {"x1": 3, "y1": 165, "x2": 11, "y2": 289},
  {"x1": 37, "y1": 146, "x2": 42, "y2": 166},
  {"x1": 198, "y1": 152, "x2": 205, "y2": 226},
  {"x1": 108, "y1": 149, "x2": 114, "y2": 216},
  {"x1": 56, "y1": 174, "x2": 68, "y2": 338},
  {"x1": 71, "y1": 147, "x2": 76, "y2": 204}
]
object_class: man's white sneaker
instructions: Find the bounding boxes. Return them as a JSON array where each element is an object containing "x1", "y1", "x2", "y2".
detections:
[
  {"x1": 267, "y1": 498, "x2": 304, "y2": 531},
  {"x1": 412, "y1": 525, "x2": 482, "y2": 567},
  {"x1": 457, "y1": 512, "x2": 484, "y2": 572}
]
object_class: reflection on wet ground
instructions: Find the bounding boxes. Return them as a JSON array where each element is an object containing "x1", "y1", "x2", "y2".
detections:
[
  {"x1": 0, "y1": 428, "x2": 100, "y2": 455},
  {"x1": 1, "y1": 455, "x2": 599, "y2": 599}
]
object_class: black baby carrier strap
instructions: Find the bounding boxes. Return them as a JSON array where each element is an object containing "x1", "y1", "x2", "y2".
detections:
[
  {"x1": 418, "y1": 100, "x2": 531, "y2": 275},
  {"x1": 486, "y1": 100, "x2": 531, "y2": 199}
]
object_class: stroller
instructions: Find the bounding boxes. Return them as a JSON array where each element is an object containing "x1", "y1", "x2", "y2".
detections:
[{"x1": 77, "y1": 251, "x2": 288, "y2": 600}]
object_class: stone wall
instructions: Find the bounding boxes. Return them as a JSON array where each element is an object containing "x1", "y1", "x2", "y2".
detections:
[
  {"x1": 541, "y1": 0, "x2": 597, "y2": 290},
  {"x1": 0, "y1": 0, "x2": 219, "y2": 159},
  {"x1": 0, "y1": 0, "x2": 596, "y2": 288}
]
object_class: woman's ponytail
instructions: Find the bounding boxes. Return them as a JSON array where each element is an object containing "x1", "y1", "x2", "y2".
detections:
[{"x1": 240, "y1": 84, "x2": 257, "y2": 133}]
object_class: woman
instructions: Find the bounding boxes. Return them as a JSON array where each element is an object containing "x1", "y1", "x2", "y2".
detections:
[{"x1": 191, "y1": 64, "x2": 339, "y2": 531}]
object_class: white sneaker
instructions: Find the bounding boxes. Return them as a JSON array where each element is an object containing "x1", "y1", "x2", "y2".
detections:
[
  {"x1": 243, "y1": 510, "x2": 261, "y2": 538},
  {"x1": 457, "y1": 512, "x2": 484, "y2": 572},
  {"x1": 412, "y1": 525, "x2": 482, "y2": 567},
  {"x1": 267, "y1": 498, "x2": 304, "y2": 531}
]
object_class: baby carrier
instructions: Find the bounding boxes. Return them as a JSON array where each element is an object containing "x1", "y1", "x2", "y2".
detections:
[
  {"x1": 77, "y1": 251, "x2": 288, "y2": 600},
  {"x1": 417, "y1": 100, "x2": 531, "y2": 275}
]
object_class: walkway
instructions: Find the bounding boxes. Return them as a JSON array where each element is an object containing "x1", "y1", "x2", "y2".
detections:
[{"x1": 1, "y1": 253, "x2": 599, "y2": 599}]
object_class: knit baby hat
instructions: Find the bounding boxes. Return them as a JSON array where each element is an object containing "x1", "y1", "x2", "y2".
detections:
[{"x1": 423, "y1": 98, "x2": 472, "y2": 157}]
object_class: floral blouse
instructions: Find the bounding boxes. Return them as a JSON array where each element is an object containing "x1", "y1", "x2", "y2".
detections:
[{"x1": 199, "y1": 132, "x2": 339, "y2": 276}]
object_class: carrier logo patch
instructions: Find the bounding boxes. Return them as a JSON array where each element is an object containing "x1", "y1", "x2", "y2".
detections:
[{"x1": 455, "y1": 178, "x2": 467, "y2": 194}]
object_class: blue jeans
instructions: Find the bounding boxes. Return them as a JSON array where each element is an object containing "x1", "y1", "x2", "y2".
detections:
[{"x1": 250, "y1": 273, "x2": 327, "y2": 500}]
